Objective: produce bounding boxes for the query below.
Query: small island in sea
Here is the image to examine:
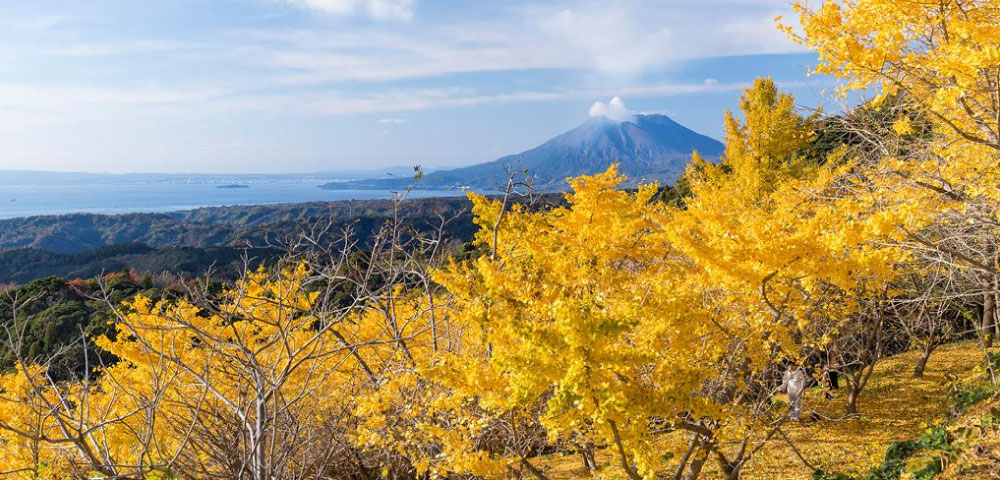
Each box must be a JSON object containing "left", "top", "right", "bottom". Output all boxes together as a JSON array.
[{"left": 217, "top": 184, "right": 250, "bottom": 189}]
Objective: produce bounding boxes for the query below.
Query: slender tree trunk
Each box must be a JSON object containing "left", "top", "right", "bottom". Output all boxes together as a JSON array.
[
  {"left": 845, "top": 316, "right": 883, "bottom": 415},
  {"left": 714, "top": 450, "right": 743, "bottom": 480},
  {"left": 682, "top": 441, "right": 710, "bottom": 480},
  {"left": 993, "top": 263, "right": 1000, "bottom": 340},
  {"left": 846, "top": 384, "right": 860, "bottom": 415},
  {"left": 672, "top": 435, "right": 699, "bottom": 480},
  {"left": 995, "top": 307, "right": 1000, "bottom": 338},
  {"left": 847, "top": 361, "right": 876, "bottom": 415},
  {"left": 579, "top": 443, "right": 597, "bottom": 471},
  {"left": 608, "top": 420, "right": 643, "bottom": 480},
  {"left": 993, "top": 274, "right": 1000, "bottom": 339},
  {"left": 520, "top": 458, "right": 552, "bottom": 480},
  {"left": 913, "top": 345, "right": 934, "bottom": 378},
  {"left": 982, "top": 291, "right": 995, "bottom": 349},
  {"left": 717, "top": 462, "right": 739, "bottom": 480}
]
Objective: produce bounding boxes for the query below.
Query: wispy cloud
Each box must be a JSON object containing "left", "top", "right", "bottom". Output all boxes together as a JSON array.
[
  {"left": 0, "top": 14, "right": 69, "bottom": 31},
  {"left": 0, "top": 79, "right": 753, "bottom": 129},
  {"left": 0, "top": 84, "right": 223, "bottom": 127},
  {"left": 235, "top": 2, "right": 805, "bottom": 87},
  {"left": 0, "top": 0, "right": 825, "bottom": 172},
  {"left": 0, "top": 1, "right": 807, "bottom": 94},
  {"left": 281, "top": 0, "right": 415, "bottom": 19},
  {"left": 538, "top": 7, "right": 674, "bottom": 76},
  {"left": 303, "top": 81, "right": 750, "bottom": 115}
]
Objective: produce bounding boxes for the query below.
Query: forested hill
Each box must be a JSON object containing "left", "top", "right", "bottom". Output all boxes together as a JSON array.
[
  {"left": 0, "top": 197, "right": 477, "bottom": 284},
  {"left": 0, "top": 194, "right": 581, "bottom": 284},
  {"left": 0, "top": 244, "right": 285, "bottom": 284},
  {"left": 0, "top": 196, "right": 480, "bottom": 255}
]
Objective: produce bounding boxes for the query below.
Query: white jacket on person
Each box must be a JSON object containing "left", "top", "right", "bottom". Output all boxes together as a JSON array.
[{"left": 782, "top": 367, "right": 807, "bottom": 397}]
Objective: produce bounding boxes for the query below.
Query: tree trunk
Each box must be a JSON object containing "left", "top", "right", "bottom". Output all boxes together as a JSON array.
[
  {"left": 715, "top": 455, "right": 742, "bottom": 480},
  {"left": 672, "top": 436, "right": 698, "bottom": 480},
  {"left": 913, "top": 345, "right": 934, "bottom": 378},
  {"left": 982, "top": 291, "right": 995, "bottom": 349},
  {"left": 682, "top": 442, "right": 710, "bottom": 480},
  {"left": 608, "top": 420, "right": 643, "bottom": 480},
  {"left": 988, "top": 268, "right": 1000, "bottom": 338},
  {"left": 846, "top": 387, "right": 859, "bottom": 415},
  {"left": 993, "top": 270, "right": 1000, "bottom": 339},
  {"left": 995, "top": 308, "right": 1000, "bottom": 338},
  {"left": 579, "top": 443, "right": 597, "bottom": 471}
]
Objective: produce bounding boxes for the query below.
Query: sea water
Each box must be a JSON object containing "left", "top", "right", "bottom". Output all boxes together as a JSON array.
[{"left": 0, "top": 180, "right": 461, "bottom": 219}]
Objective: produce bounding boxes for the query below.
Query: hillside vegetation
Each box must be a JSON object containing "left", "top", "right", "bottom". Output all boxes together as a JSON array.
[
  {"left": 0, "top": 197, "right": 482, "bottom": 283},
  {"left": 2, "top": 2, "right": 1000, "bottom": 480},
  {"left": 0, "top": 196, "right": 480, "bottom": 254},
  {"left": 0, "top": 244, "right": 284, "bottom": 284}
]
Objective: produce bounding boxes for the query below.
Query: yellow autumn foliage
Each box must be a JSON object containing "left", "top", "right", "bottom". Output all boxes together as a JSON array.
[{"left": 2, "top": 3, "right": 1000, "bottom": 478}]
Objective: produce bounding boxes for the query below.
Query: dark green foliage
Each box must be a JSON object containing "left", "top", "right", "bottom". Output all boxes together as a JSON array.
[
  {"left": 870, "top": 440, "right": 919, "bottom": 480},
  {"left": 916, "top": 427, "right": 955, "bottom": 453},
  {"left": 651, "top": 175, "right": 692, "bottom": 208},
  {"left": 0, "top": 244, "right": 284, "bottom": 284},
  {"left": 946, "top": 353, "right": 1000, "bottom": 414},
  {"left": 950, "top": 382, "right": 998, "bottom": 413},
  {"left": 987, "top": 352, "right": 1000, "bottom": 372},
  {"left": 0, "top": 274, "right": 172, "bottom": 379},
  {"left": 799, "top": 95, "right": 934, "bottom": 168}
]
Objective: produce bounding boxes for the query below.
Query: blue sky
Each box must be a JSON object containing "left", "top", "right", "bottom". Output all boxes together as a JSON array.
[{"left": 0, "top": 0, "right": 839, "bottom": 173}]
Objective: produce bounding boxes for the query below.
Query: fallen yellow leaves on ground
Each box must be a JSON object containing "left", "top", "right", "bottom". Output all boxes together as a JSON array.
[
  {"left": 747, "top": 341, "right": 987, "bottom": 480},
  {"left": 536, "top": 340, "right": 990, "bottom": 480}
]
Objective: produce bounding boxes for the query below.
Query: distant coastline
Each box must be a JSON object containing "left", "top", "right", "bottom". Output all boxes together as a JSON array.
[
  {"left": 0, "top": 170, "right": 462, "bottom": 220},
  {"left": 0, "top": 182, "right": 464, "bottom": 220}
]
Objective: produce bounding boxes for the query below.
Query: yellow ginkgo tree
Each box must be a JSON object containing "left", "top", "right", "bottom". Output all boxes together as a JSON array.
[
  {"left": 428, "top": 78, "right": 902, "bottom": 480},
  {"left": 787, "top": 0, "right": 1000, "bottom": 347}
]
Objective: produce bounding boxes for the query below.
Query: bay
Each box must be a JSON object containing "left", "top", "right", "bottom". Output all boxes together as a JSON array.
[{"left": 0, "top": 179, "right": 461, "bottom": 220}]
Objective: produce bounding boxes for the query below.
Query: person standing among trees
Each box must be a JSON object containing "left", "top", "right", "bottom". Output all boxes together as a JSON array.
[{"left": 781, "top": 363, "right": 808, "bottom": 421}]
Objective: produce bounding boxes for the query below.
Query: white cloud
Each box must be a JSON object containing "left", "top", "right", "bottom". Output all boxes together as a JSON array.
[
  {"left": 302, "top": 80, "right": 756, "bottom": 116},
  {"left": 588, "top": 96, "right": 634, "bottom": 122},
  {"left": 0, "top": 1, "right": 817, "bottom": 129},
  {"left": 242, "top": 2, "right": 804, "bottom": 86},
  {"left": 539, "top": 7, "right": 674, "bottom": 76},
  {"left": 366, "top": 0, "right": 415, "bottom": 19},
  {"left": 0, "top": 15, "right": 68, "bottom": 31},
  {"left": 718, "top": 12, "right": 803, "bottom": 55},
  {"left": 283, "top": 0, "right": 415, "bottom": 19},
  {"left": 2, "top": 79, "right": 748, "bottom": 124}
]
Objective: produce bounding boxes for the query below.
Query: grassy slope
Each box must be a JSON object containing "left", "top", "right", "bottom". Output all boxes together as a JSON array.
[{"left": 537, "top": 341, "right": 994, "bottom": 480}]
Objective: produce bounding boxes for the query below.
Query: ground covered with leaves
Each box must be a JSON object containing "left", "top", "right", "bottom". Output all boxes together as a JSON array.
[{"left": 537, "top": 340, "right": 998, "bottom": 480}]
